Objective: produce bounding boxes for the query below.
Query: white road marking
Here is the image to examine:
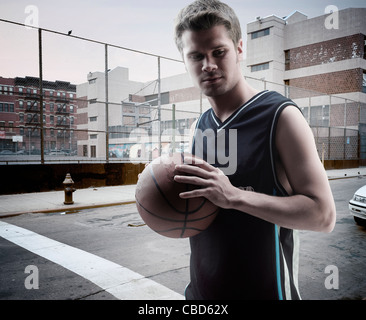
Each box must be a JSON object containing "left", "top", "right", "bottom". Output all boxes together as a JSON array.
[{"left": 0, "top": 221, "right": 184, "bottom": 300}]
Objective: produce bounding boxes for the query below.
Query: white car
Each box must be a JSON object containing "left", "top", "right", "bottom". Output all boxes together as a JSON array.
[{"left": 349, "top": 185, "right": 366, "bottom": 226}]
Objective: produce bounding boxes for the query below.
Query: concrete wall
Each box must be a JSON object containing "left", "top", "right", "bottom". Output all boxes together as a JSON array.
[{"left": 0, "top": 162, "right": 145, "bottom": 195}]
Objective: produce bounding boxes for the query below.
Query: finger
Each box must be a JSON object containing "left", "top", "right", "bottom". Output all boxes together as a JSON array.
[
  {"left": 182, "top": 156, "right": 216, "bottom": 172},
  {"left": 175, "top": 164, "right": 212, "bottom": 179},
  {"left": 174, "top": 174, "right": 208, "bottom": 186},
  {"left": 179, "top": 188, "right": 206, "bottom": 199}
]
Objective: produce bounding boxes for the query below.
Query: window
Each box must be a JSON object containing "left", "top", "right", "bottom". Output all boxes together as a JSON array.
[
  {"left": 19, "top": 100, "right": 24, "bottom": 109},
  {"left": 0, "top": 103, "right": 2, "bottom": 112},
  {"left": 251, "top": 28, "right": 270, "bottom": 39},
  {"left": 83, "top": 145, "right": 88, "bottom": 157},
  {"left": 251, "top": 62, "right": 270, "bottom": 72},
  {"left": 91, "top": 145, "right": 96, "bottom": 158},
  {"left": 363, "top": 70, "right": 366, "bottom": 93},
  {"left": 50, "top": 103, "right": 54, "bottom": 112},
  {"left": 123, "top": 105, "right": 135, "bottom": 113},
  {"left": 70, "top": 105, "right": 74, "bottom": 113},
  {"left": 310, "top": 105, "right": 329, "bottom": 127},
  {"left": 90, "top": 134, "right": 97, "bottom": 140},
  {"left": 285, "top": 50, "right": 290, "bottom": 70},
  {"left": 139, "top": 107, "right": 150, "bottom": 114},
  {"left": 123, "top": 116, "right": 135, "bottom": 125},
  {"left": 19, "top": 113, "right": 24, "bottom": 123},
  {"left": 89, "top": 116, "right": 97, "bottom": 122},
  {"left": 89, "top": 78, "right": 97, "bottom": 84}
]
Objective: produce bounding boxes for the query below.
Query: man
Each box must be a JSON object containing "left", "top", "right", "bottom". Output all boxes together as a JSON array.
[{"left": 173, "top": 0, "right": 336, "bottom": 300}]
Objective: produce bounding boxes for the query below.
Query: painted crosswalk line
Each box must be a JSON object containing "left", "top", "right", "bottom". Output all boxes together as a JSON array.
[{"left": 0, "top": 221, "right": 184, "bottom": 300}]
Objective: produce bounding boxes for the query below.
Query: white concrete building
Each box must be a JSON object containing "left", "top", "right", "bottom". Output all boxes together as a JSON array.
[{"left": 76, "top": 7, "right": 366, "bottom": 161}]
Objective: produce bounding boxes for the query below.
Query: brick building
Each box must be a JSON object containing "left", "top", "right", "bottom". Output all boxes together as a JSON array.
[
  {"left": 244, "top": 8, "right": 366, "bottom": 164},
  {"left": 0, "top": 76, "right": 77, "bottom": 154},
  {"left": 246, "top": 8, "right": 366, "bottom": 107}
]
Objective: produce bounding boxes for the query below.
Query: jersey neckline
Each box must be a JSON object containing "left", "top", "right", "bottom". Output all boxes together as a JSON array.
[{"left": 210, "top": 90, "right": 270, "bottom": 131}]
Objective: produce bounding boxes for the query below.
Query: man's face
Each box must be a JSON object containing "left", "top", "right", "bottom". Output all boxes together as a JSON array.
[{"left": 181, "top": 24, "right": 243, "bottom": 98}]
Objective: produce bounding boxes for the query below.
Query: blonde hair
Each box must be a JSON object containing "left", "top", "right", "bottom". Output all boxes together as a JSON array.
[{"left": 174, "top": 0, "right": 242, "bottom": 54}]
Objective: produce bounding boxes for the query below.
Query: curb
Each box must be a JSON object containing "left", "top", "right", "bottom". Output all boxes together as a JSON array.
[
  {"left": 0, "top": 200, "right": 136, "bottom": 219},
  {"left": 328, "top": 174, "right": 366, "bottom": 181}
]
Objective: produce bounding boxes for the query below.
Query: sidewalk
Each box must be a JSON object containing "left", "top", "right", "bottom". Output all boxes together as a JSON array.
[
  {"left": 0, "top": 185, "right": 137, "bottom": 218},
  {"left": 0, "top": 167, "right": 365, "bottom": 219}
]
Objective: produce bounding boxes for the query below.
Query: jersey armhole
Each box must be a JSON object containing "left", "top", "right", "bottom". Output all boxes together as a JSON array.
[{"left": 269, "top": 103, "right": 302, "bottom": 197}]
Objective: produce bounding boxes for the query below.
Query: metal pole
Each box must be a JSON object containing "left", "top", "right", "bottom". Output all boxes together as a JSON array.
[
  {"left": 38, "top": 28, "right": 44, "bottom": 164},
  {"left": 172, "top": 104, "right": 176, "bottom": 153},
  {"left": 344, "top": 99, "right": 347, "bottom": 128},
  {"left": 158, "top": 57, "right": 162, "bottom": 156},
  {"left": 105, "top": 44, "right": 109, "bottom": 162}
]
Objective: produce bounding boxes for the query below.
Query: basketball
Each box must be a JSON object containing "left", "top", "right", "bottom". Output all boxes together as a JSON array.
[{"left": 135, "top": 152, "right": 219, "bottom": 238}]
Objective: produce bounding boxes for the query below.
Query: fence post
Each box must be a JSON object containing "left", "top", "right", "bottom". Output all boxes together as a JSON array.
[
  {"left": 344, "top": 99, "right": 347, "bottom": 128},
  {"left": 105, "top": 44, "right": 109, "bottom": 163},
  {"left": 38, "top": 28, "right": 44, "bottom": 164},
  {"left": 157, "top": 56, "right": 162, "bottom": 156}
]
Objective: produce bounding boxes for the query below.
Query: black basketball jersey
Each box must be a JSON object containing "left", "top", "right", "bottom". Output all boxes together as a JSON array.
[{"left": 186, "top": 90, "right": 302, "bottom": 300}]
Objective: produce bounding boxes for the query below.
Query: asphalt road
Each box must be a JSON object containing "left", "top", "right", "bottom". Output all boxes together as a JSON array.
[{"left": 0, "top": 177, "right": 365, "bottom": 301}]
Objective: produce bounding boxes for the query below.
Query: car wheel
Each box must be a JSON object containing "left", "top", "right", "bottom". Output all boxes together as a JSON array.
[{"left": 354, "top": 216, "right": 366, "bottom": 226}]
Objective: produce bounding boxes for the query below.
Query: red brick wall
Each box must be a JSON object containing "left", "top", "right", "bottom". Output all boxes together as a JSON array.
[
  {"left": 330, "top": 102, "right": 359, "bottom": 127},
  {"left": 286, "top": 34, "right": 364, "bottom": 70},
  {"left": 169, "top": 87, "right": 201, "bottom": 103},
  {"left": 290, "top": 68, "right": 363, "bottom": 95}
]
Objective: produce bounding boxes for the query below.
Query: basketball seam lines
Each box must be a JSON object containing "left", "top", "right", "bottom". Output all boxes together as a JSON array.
[{"left": 148, "top": 164, "right": 207, "bottom": 215}]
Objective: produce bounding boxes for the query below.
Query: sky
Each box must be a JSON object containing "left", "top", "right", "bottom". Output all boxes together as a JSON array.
[{"left": 0, "top": 0, "right": 365, "bottom": 84}]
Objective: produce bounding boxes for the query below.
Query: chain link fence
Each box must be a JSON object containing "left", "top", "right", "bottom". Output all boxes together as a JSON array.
[
  {"left": 245, "top": 76, "right": 365, "bottom": 162},
  {"left": 0, "top": 18, "right": 365, "bottom": 165}
]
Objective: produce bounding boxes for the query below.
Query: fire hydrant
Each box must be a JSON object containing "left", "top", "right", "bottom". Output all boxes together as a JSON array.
[{"left": 63, "top": 173, "right": 76, "bottom": 205}]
